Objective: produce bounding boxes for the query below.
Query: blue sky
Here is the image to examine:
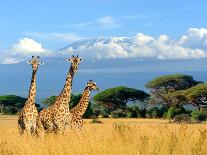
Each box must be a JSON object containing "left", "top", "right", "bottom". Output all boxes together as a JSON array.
[
  {"left": 0, "top": 0, "right": 207, "bottom": 98},
  {"left": 0, "top": 0, "right": 207, "bottom": 63}
]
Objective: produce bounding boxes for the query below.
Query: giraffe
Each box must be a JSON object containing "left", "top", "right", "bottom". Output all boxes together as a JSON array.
[
  {"left": 70, "top": 80, "right": 99, "bottom": 130},
  {"left": 36, "top": 55, "right": 82, "bottom": 134},
  {"left": 18, "top": 56, "right": 43, "bottom": 135}
]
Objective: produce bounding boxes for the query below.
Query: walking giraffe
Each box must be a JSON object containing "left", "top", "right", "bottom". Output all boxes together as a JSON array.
[
  {"left": 18, "top": 56, "right": 43, "bottom": 135},
  {"left": 70, "top": 80, "right": 99, "bottom": 130},
  {"left": 36, "top": 55, "right": 82, "bottom": 134}
]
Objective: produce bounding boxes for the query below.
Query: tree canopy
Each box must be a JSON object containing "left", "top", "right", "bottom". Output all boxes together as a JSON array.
[
  {"left": 145, "top": 74, "right": 200, "bottom": 107},
  {"left": 0, "top": 95, "right": 40, "bottom": 114},
  {"left": 170, "top": 83, "right": 207, "bottom": 110},
  {"left": 93, "top": 86, "right": 149, "bottom": 110}
]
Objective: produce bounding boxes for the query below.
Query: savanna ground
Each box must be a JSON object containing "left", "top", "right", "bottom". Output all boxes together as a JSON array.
[{"left": 0, "top": 115, "right": 207, "bottom": 155}]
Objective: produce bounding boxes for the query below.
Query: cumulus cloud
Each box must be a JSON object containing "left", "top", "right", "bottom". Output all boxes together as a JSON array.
[
  {"left": 13, "top": 38, "right": 46, "bottom": 54},
  {"left": 1, "top": 28, "right": 207, "bottom": 64},
  {"left": 61, "top": 28, "right": 207, "bottom": 60},
  {"left": 178, "top": 28, "right": 207, "bottom": 50},
  {"left": 0, "top": 38, "right": 52, "bottom": 64}
]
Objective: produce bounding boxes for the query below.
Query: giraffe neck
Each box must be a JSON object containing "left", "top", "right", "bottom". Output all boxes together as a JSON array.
[
  {"left": 26, "top": 69, "right": 37, "bottom": 105},
  {"left": 57, "top": 66, "right": 74, "bottom": 105},
  {"left": 71, "top": 87, "right": 91, "bottom": 117}
]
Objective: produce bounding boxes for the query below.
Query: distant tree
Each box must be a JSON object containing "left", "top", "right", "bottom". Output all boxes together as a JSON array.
[
  {"left": 170, "top": 83, "right": 207, "bottom": 110},
  {"left": 145, "top": 74, "right": 200, "bottom": 107},
  {"left": 42, "top": 95, "right": 57, "bottom": 106},
  {"left": 0, "top": 95, "right": 40, "bottom": 114},
  {"left": 93, "top": 86, "right": 149, "bottom": 110},
  {"left": 42, "top": 94, "right": 93, "bottom": 118}
]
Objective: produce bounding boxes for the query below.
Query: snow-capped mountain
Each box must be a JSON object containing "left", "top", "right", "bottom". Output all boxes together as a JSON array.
[
  {"left": 58, "top": 35, "right": 207, "bottom": 60},
  {"left": 59, "top": 37, "right": 134, "bottom": 51}
]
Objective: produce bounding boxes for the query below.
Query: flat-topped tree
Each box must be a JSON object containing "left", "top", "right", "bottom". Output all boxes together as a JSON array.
[
  {"left": 94, "top": 86, "right": 149, "bottom": 110},
  {"left": 170, "top": 83, "right": 207, "bottom": 110},
  {"left": 145, "top": 74, "right": 200, "bottom": 108}
]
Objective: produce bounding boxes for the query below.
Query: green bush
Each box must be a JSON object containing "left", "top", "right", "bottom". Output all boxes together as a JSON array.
[
  {"left": 171, "top": 114, "right": 191, "bottom": 123},
  {"left": 146, "top": 107, "right": 162, "bottom": 118},
  {"left": 126, "top": 111, "right": 136, "bottom": 118},
  {"left": 111, "top": 109, "right": 126, "bottom": 118},
  {"left": 165, "top": 106, "right": 186, "bottom": 119},
  {"left": 126, "top": 106, "right": 140, "bottom": 118},
  {"left": 191, "top": 110, "right": 207, "bottom": 121}
]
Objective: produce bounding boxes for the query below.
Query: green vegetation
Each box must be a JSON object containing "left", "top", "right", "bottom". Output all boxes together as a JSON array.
[
  {"left": 145, "top": 74, "right": 200, "bottom": 107},
  {"left": 1, "top": 74, "right": 207, "bottom": 122},
  {"left": 0, "top": 95, "right": 40, "bottom": 114},
  {"left": 170, "top": 83, "right": 207, "bottom": 110},
  {"left": 94, "top": 86, "right": 149, "bottom": 109}
]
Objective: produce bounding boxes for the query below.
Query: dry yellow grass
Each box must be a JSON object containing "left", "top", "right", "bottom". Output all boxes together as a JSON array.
[{"left": 0, "top": 115, "right": 207, "bottom": 155}]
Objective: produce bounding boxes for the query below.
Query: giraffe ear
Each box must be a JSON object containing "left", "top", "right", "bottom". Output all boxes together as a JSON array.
[
  {"left": 66, "top": 58, "right": 71, "bottom": 62},
  {"left": 79, "top": 58, "right": 82, "bottom": 62},
  {"left": 39, "top": 62, "right": 44, "bottom": 65},
  {"left": 27, "top": 60, "right": 31, "bottom": 64}
]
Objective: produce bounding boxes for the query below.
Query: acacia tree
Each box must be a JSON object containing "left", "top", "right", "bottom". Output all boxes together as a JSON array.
[
  {"left": 0, "top": 95, "right": 40, "bottom": 114},
  {"left": 170, "top": 83, "right": 207, "bottom": 110},
  {"left": 145, "top": 74, "right": 200, "bottom": 107},
  {"left": 93, "top": 86, "right": 149, "bottom": 110}
]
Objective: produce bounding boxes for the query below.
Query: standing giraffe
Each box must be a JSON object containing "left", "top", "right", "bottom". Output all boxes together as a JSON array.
[
  {"left": 70, "top": 80, "right": 99, "bottom": 130},
  {"left": 36, "top": 55, "right": 82, "bottom": 134},
  {"left": 18, "top": 56, "right": 43, "bottom": 135}
]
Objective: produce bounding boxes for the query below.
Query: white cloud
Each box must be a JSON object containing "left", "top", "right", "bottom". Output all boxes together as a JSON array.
[
  {"left": 13, "top": 38, "right": 46, "bottom": 54},
  {"left": 133, "top": 33, "right": 154, "bottom": 45},
  {"left": 25, "top": 32, "right": 83, "bottom": 42},
  {"left": 2, "top": 57, "right": 19, "bottom": 64},
  {"left": 97, "top": 16, "right": 121, "bottom": 29},
  {"left": 1, "top": 28, "right": 207, "bottom": 64},
  {"left": 61, "top": 28, "right": 207, "bottom": 60},
  {"left": 178, "top": 28, "right": 207, "bottom": 50},
  {"left": 0, "top": 38, "right": 52, "bottom": 64},
  {"left": 67, "top": 15, "right": 121, "bottom": 30}
]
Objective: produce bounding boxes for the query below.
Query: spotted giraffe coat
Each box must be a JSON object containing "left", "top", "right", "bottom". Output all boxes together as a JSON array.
[{"left": 18, "top": 69, "right": 38, "bottom": 135}]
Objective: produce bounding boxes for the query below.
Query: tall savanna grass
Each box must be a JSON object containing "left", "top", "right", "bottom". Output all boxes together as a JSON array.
[{"left": 0, "top": 116, "right": 207, "bottom": 155}]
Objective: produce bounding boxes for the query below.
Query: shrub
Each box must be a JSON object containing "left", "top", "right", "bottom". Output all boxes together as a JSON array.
[
  {"left": 126, "top": 106, "right": 140, "bottom": 118},
  {"left": 191, "top": 110, "right": 207, "bottom": 121},
  {"left": 171, "top": 114, "right": 191, "bottom": 123},
  {"left": 126, "top": 111, "right": 136, "bottom": 118},
  {"left": 111, "top": 109, "right": 126, "bottom": 118},
  {"left": 90, "top": 115, "right": 102, "bottom": 123},
  {"left": 165, "top": 106, "right": 186, "bottom": 119},
  {"left": 146, "top": 107, "right": 162, "bottom": 118},
  {"left": 98, "top": 114, "right": 109, "bottom": 118}
]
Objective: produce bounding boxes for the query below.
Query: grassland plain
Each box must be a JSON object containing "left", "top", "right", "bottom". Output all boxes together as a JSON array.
[{"left": 0, "top": 115, "right": 207, "bottom": 155}]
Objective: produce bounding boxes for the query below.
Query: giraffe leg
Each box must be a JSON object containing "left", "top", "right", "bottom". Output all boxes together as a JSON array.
[
  {"left": 30, "top": 121, "right": 37, "bottom": 136},
  {"left": 76, "top": 119, "right": 83, "bottom": 130},
  {"left": 36, "top": 118, "right": 45, "bottom": 137},
  {"left": 18, "top": 118, "right": 25, "bottom": 135},
  {"left": 18, "top": 123, "right": 25, "bottom": 135}
]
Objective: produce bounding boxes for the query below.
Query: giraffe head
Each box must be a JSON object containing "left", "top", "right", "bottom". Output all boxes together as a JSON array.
[
  {"left": 66, "top": 55, "right": 82, "bottom": 73},
  {"left": 86, "top": 80, "right": 99, "bottom": 91},
  {"left": 27, "top": 56, "right": 44, "bottom": 71}
]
